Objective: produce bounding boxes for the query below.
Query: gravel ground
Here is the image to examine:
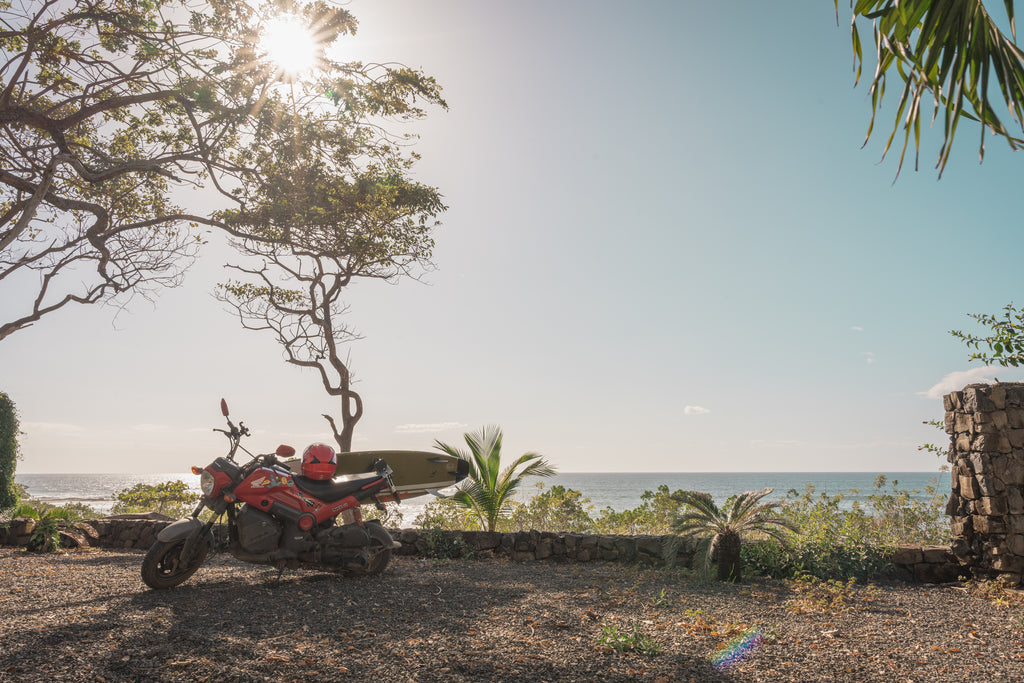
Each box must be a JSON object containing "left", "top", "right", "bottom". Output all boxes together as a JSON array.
[{"left": 2, "top": 547, "right": 1024, "bottom": 682}]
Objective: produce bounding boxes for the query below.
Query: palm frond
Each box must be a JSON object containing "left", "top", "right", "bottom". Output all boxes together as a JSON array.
[
  {"left": 842, "top": 0, "right": 1024, "bottom": 177},
  {"left": 435, "top": 425, "right": 557, "bottom": 531},
  {"left": 673, "top": 490, "right": 721, "bottom": 522},
  {"left": 726, "top": 488, "right": 776, "bottom": 525},
  {"left": 498, "top": 453, "right": 557, "bottom": 489}
]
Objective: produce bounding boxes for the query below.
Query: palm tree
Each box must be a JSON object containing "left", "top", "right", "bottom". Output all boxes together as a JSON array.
[
  {"left": 839, "top": 1, "right": 1024, "bottom": 177},
  {"left": 434, "top": 426, "right": 556, "bottom": 532},
  {"left": 664, "top": 488, "right": 798, "bottom": 583}
]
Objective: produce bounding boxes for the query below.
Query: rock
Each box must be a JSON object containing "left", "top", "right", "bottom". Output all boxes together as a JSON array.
[
  {"left": 976, "top": 497, "right": 1008, "bottom": 516},
  {"left": 460, "top": 531, "right": 501, "bottom": 551},
  {"left": 58, "top": 529, "right": 89, "bottom": 549},
  {"left": 892, "top": 546, "right": 924, "bottom": 565},
  {"left": 106, "top": 512, "right": 176, "bottom": 521}
]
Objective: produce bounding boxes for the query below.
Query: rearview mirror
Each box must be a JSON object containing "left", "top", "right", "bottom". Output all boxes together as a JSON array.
[
  {"left": 275, "top": 444, "right": 296, "bottom": 458},
  {"left": 220, "top": 398, "right": 229, "bottom": 417}
]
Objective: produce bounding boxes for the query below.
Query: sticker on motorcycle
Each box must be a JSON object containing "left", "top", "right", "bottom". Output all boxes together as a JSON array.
[
  {"left": 295, "top": 490, "right": 320, "bottom": 510},
  {"left": 250, "top": 473, "right": 295, "bottom": 489}
]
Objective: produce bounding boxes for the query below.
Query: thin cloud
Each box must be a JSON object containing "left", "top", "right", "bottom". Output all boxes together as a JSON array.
[
  {"left": 131, "top": 423, "right": 172, "bottom": 432},
  {"left": 684, "top": 406, "right": 711, "bottom": 415},
  {"left": 749, "top": 439, "right": 800, "bottom": 448},
  {"left": 21, "top": 421, "right": 86, "bottom": 434},
  {"left": 394, "top": 422, "right": 468, "bottom": 434},
  {"left": 851, "top": 326, "right": 864, "bottom": 332},
  {"left": 861, "top": 351, "right": 876, "bottom": 364},
  {"left": 920, "top": 366, "right": 1001, "bottom": 399}
]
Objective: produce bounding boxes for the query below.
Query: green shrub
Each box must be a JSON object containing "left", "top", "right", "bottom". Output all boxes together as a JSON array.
[
  {"left": 111, "top": 480, "right": 199, "bottom": 518},
  {"left": 418, "top": 528, "right": 474, "bottom": 560},
  {"left": 505, "top": 483, "right": 595, "bottom": 532},
  {"left": 593, "top": 485, "right": 695, "bottom": 535},
  {"left": 414, "top": 496, "right": 481, "bottom": 530},
  {"left": 741, "top": 476, "right": 948, "bottom": 582},
  {"left": 0, "top": 391, "right": 21, "bottom": 510}
]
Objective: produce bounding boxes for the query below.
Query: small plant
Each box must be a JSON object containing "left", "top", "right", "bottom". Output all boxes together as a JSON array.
[
  {"left": 648, "top": 587, "right": 671, "bottom": 608},
  {"left": 15, "top": 503, "right": 81, "bottom": 552},
  {"left": 597, "top": 623, "right": 661, "bottom": 656},
  {"left": 964, "top": 578, "right": 1024, "bottom": 608},
  {"left": 784, "top": 574, "right": 881, "bottom": 614},
  {"left": 663, "top": 488, "right": 799, "bottom": 582}
]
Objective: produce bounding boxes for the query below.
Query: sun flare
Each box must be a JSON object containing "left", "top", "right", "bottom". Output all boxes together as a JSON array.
[{"left": 261, "top": 15, "right": 319, "bottom": 77}]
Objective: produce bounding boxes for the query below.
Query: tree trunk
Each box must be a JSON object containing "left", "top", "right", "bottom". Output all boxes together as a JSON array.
[{"left": 715, "top": 531, "right": 742, "bottom": 582}]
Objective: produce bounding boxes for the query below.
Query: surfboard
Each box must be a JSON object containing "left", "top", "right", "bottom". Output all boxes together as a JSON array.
[{"left": 286, "top": 450, "right": 469, "bottom": 501}]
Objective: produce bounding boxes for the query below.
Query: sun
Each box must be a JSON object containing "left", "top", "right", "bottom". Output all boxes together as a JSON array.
[{"left": 261, "top": 15, "right": 319, "bottom": 78}]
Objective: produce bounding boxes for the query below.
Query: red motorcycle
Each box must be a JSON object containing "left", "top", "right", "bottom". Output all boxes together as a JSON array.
[{"left": 141, "top": 399, "right": 402, "bottom": 589}]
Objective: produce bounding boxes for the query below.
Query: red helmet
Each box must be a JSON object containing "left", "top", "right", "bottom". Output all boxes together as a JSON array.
[{"left": 301, "top": 443, "right": 337, "bottom": 481}]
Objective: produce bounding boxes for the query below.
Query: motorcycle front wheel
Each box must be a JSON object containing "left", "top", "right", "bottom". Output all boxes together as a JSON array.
[{"left": 141, "top": 538, "right": 209, "bottom": 589}]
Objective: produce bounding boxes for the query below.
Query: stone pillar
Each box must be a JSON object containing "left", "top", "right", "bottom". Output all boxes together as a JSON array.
[{"left": 944, "top": 383, "right": 1024, "bottom": 584}]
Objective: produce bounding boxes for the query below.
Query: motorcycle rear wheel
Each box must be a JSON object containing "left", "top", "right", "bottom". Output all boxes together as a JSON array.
[
  {"left": 364, "top": 519, "right": 394, "bottom": 575},
  {"left": 141, "top": 538, "right": 208, "bottom": 589}
]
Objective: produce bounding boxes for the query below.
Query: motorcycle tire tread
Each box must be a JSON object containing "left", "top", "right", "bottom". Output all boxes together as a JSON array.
[{"left": 141, "top": 538, "right": 209, "bottom": 590}]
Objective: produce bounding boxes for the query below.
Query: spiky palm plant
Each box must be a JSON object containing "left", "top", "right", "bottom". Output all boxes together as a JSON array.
[
  {"left": 839, "top": 1, "right": 1024, "bottom": 177},
  {"left": 664, "top": 488, "right": 798, "bottom": 583},
  {"left": 434, "top": 426, "right": 556, "bottom": 532}
]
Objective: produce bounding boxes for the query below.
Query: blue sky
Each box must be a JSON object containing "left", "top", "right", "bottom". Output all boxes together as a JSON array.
[{"left": 4, "top": 1, "right": 1024, "bottom": 474}]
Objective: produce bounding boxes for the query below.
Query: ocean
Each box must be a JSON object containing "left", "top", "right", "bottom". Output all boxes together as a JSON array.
[{"left": 14, "top": 470, "right": 948, "bottom": 523}]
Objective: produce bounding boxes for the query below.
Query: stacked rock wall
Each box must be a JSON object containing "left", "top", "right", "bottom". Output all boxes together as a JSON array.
[
  {"left": 944, "top": 383, "right": 1024, "bottom": 584},
  {"left": 0, "top": 518, "right": 958, "bottom": 581},
  {"left": 0, "top": 518, "right": 692, "bottom": 567}
]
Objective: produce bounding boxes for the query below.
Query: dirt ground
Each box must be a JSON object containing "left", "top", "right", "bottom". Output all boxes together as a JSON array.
[{"left": 2, "top": 547, "right": 1024, "bottom": 682}]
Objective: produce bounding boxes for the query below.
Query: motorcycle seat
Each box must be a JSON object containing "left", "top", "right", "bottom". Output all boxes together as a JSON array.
[{"left": 292, "top": 472, "right": 384, "bottom": 503}]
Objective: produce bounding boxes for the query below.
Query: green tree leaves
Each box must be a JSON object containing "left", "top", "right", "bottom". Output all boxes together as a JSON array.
[
  {"left": 0, "top": 391, "right": 20, "bottom": 509},
  {"left": 0, "top": 0, "right": 445, "bottom": 341},
  {"left": 951, "top": 302, "right": 1024, "bottom": 366}
]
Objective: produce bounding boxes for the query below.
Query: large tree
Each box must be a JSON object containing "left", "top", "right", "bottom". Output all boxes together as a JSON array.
[
  {"left": 0, "top": 0, "right": 444, "bottom": 340},
  {"left": 216, "top": 119, "right": 445, "bottom": 451},
  {"left": 840, "top": 0, "right": 1024, "bottom": 176}
]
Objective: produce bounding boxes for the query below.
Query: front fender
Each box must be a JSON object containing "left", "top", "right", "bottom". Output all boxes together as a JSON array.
[{"left": 157, "top": 518, "right": 205, "bottom": 543}]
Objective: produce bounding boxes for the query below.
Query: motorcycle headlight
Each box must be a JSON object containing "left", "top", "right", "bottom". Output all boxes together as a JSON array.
[{"left": 200, "top": 470, "right": 216, "bottom": 497}]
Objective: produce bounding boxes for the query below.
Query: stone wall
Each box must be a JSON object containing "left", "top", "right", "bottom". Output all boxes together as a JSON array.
[
  {"left": 0, "top": 517, "right": 953, "bottom": 582},
  {"left": 0, "top": 517, "right": 694, "bottom": 567},
  {"left": 0, "top": 515, "right": 172, "bottom": 550},
  {"left": 944, "top": 382, "right": 1024, "bottom": 584},
  {"left": 391, "top": 528, "right": 696, "bottom": 566}
]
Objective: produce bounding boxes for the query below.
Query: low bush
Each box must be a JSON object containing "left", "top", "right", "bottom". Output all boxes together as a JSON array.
[
  {"left": 505, "top": 483, "right": 595, "bottom": 532},
  {"left": 111, "top": 480, "right": 198, "bottom": 518},
  {"left": 418, "top": 528, "right": 475, "bottom": 561},
  {"left": 415, "top": 496, "right": 480, "bottom": 531},
  {"left": 741, "top": 476, "right": 948, "bottom": 582},
  {"left": 592, "top": 485, "right": 695, "bottom": 535}
]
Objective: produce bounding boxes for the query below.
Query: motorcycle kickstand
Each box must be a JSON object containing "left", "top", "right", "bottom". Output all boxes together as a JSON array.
[{"left": 271, "top": 563, "right": 286, "bottom": 587}]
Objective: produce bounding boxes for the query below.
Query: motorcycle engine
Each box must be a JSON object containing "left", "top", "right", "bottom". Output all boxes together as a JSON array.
[{"left": 237, "top": 503, "right": 282, "bottom": 554}]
